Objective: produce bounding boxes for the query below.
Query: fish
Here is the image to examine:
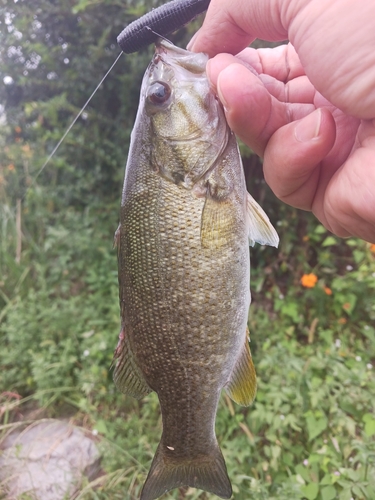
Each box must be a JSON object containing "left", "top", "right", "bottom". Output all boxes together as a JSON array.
[{"left": 112, "top": 39, "right": 279, "bottom": 500}]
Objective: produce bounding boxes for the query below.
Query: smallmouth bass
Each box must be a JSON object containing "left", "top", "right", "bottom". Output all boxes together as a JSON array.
[{"left": 113, "top": 40, "right": 279, "bottom": 500}]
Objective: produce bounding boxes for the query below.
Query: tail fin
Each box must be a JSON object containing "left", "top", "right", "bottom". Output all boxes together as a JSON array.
[{"left": 140, "top": 442, "right": 232, "bottom": 500}]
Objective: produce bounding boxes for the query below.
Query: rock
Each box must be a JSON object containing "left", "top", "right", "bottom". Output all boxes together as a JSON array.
[{"left": 0, "top": 419, "right": 101, "bottom": 500}]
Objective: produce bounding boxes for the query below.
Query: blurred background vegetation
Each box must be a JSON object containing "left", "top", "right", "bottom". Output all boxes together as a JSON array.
[{"left": 1, "top": 1, "right": 375, "bottom": 499}]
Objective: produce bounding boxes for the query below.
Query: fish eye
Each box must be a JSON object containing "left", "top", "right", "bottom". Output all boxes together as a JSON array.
[{"left": 147, "top": 81, "right": 171, "bottom": 105}]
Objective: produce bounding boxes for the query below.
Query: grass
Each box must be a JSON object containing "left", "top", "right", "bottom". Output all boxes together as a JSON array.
[{"left": 1, "top": 181, "right": 375, "bottom": 500}]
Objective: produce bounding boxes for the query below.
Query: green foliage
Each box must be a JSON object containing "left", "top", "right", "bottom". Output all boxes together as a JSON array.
[{"left": 1, "top": 1, "right": 375, "bottom": 500}]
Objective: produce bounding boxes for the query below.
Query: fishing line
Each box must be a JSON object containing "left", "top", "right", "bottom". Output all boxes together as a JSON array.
[
  {"left": 24, "top": 50, "right": 123, "bottom": 198},
  {"left": 145, "top": 26, "right": 172, "bottom": 45}
]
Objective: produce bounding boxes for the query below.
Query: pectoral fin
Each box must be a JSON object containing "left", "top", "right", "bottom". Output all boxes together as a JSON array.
[
  {"left": 200, "top": 195, "right": 235, "bottom": 249},
  {"left": 113, "top": 329, "right": 152, "bottom": 399},
  {"left": 226, "top": 331, "right": 257, "bottom": 406},
  {"left": 247, "top": 192, "right": 279, "bottom": 247}
]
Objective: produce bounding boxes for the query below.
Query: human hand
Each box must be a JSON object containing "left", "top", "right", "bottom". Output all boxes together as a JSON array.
[{"left": 189, "top": 0, "right": 375, "bottom": 242}]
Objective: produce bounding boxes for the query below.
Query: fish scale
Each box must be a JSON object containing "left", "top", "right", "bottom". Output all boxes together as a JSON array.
[{"left": 113, "top": 39, "right": 278, "bottom": 500}]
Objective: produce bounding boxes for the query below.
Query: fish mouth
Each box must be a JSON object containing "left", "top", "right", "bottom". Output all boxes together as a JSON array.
[
  {"left": 155, "top": 38, "right": 188, "bottom": 55},
  {"left": 155, "top": 38, "right": 208, "bottom": 74}
]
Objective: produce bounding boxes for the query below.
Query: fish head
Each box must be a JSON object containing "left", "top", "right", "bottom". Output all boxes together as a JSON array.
[{"left": 141, "top": 39, "right": 229, "bottom": 189}]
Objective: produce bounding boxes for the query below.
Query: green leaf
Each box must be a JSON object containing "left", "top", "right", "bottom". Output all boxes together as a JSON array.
[
  {"left": 306, "top": 415, "right": 328, "bottom": 441},
  {"left": 314, "top": 224, "right": 327, "bottom": 234},
  {"left": 322, "top": 236, "right": 337, "bottom": 247},
  {"left": 295, "top": 464, "right": 310, "bottom": 482},
  {"left": 280, "top": 302, "right": 300, "bottom": 322},
  {"left": 340, "top": 293, "right": 357, "bottom": 315},
  {"left": 345, "top": 238, "right": 358, "bottom": 247},
  {"left": 320, "top": 474, "right": 333, "bottom": 485},
  {"left": 352, "top": 485, "right": 364, "bottom": 497},
  {"left": 353, "top": 250, "right": 364, "bottom": 263},
  {"left": 346, "top": 469, "right": 361, "bottom": 482},
  {"left": 364, "top": 418, "right": 375, "bottom": 437},
  {"left": 339, "top": 488, "right": 353, "bottom": 500},
  {"left": 301, "top": 482, "right": 319, "bottom": 500},
  {"left": 321, "top": 485, "right": 337, "bottom": 500},
  {"left": 362, "top": 413, "right": 375, "bottom": 437},
  {"left": 95, "top": 419, "right": 108, "bottom": 435}
]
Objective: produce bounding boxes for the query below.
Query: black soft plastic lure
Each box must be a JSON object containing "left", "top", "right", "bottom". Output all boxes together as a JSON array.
[{"left": 117, "top": 0, "right": 210, "bottom": 54}]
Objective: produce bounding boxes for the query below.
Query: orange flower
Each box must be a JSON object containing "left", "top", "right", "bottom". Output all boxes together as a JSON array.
[
  {"left": 301, "top": 273, "right": 318, "bottom": 288},
  {"left": 338, "top": 317, "right": 347, "bottom": 325},
  {"left": 7, "top": 164, "right": 15, "bottom": 171},
  {"left": 14, "top": 126, "right": 21, "bottom": 134},
  {"left": 370, "top": 244, "right": 375, "bottom": 254},
  {"left": 302, "top": 235, "right": 310, "bottom": 242},
  {"left": 342, "top": 302, "right": 351, "bottom": 310},
  {"left": 324, "top": 286, "right": 332, "bottom": 295}
]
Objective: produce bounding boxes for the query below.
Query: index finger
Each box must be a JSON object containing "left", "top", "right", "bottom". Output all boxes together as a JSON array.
[
  {"left": 189, "top": 0, "right": 288, "bottom": 56},
  {"left": 235, "top": 44, "right": 305, "bottom": 82}
]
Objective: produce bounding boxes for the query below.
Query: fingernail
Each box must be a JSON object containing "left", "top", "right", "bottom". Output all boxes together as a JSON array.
[
  {"left": 295, "top": 109, "right": 322, "bottom": 142},
  {"left": 186, "top": 29, "right": 200, "bottom": 51}
]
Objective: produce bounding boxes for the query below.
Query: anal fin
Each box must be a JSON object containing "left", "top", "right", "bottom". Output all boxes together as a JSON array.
[
  {"left": 113, "top": 328, "right": 152, "bottom": 399},
  {"left": 226, "top": 330, "right": 257, "bottom": 406}
]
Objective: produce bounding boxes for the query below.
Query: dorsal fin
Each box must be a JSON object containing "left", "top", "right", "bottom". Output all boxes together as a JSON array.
[{"left": 246, "top": 192, "right": 279, "bottom": 247}]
